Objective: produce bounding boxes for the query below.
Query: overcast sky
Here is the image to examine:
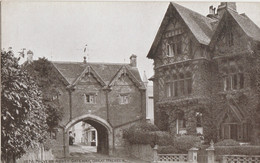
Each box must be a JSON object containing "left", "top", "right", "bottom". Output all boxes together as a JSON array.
[{"left": 2, "top": 1, "right": 260, "bottom": 85}]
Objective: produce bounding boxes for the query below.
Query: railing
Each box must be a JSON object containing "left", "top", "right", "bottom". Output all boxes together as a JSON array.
[
  {"left": 158, "top": 154, "right": 188, "bottom": 162},
  {"left": 222, "top": 155, "right": 260, "bottom": 163}
]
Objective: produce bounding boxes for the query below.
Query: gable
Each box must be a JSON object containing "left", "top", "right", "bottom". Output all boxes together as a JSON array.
[
  {"left": 210, "top": 10, "right": 260, "bottom": 56},
  {"left": 109, "top": 66, "right": 143, "bottom": 89},
  {"left": 72, "top": 65, "right": 106, "bottom": 87},
  {"left": 147, "top": 2, "right": 215, "bottom": 59}
]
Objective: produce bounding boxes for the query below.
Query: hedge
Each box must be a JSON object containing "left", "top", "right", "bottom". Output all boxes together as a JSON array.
[
  {"left": 123, "top": 122, "right": 175, "bottom": 146},
  {"left": 215, "top": 146, "right": 260, "bottom": 156},
  {"left": 158, "top": 135, "right": 202, "bottom": 154},
  {"left": 215, "top": 139, "right": 240, "bottom": 146}
]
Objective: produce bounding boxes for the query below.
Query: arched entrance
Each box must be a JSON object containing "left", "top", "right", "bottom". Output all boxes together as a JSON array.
[{"left": 64, "top": 114, "right": 113, "bottom": 156}]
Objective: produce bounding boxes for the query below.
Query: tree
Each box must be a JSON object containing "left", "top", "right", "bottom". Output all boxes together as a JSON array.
[
  {"left": 24, "top": 57, "right": 63, "bottom": 134},
  {"left": 1, "top": 51, "right": 48, "bottom": 162}
]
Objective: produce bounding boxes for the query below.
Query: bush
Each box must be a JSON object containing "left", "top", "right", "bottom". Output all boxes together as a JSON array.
[
  {"left": 152, "top": 131, "right": 174, "bottom": 146},
  {"left": 123, "top": 122, "right": 160, "bottom": 145},
  {"left": 124, "top": 122, "right": 176, "bottom": 146},
  {"left": 173, "top": 135, "right": 202, "bottom": 153},
  {"left": 215, "top": 139, "right": 240, "bottom": 146},
  {"left": 215, "top": 146, "right": 260, "bottom": 158},
  {"left": 158, "top": 146, "right": 179, "bottom": 154}
]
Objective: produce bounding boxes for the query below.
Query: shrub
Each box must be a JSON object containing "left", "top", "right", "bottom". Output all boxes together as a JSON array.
[
  {"left": 173, "top": 135, "right": 202, "bottom": 153},
  {"left": 151, "top": 131, "right": 174, "bottom": 146},
  {"left": 123, "top": 122, "right": 176, "bottom": 146},
  {"left": 215, "top": 139, "right": 240, "bottom": 146},
  {"left": 158, "top": 146, "right": 179, "bottom": 154},
  {"left": 215, "top": 146, "right": 260, "bottom": 160},
  {"left": 123, "top": 122, "right": 159, "bottom": 145}
]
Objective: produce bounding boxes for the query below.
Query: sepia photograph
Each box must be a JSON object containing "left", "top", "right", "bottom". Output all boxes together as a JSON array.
[{"left": 1, "top": 1, "right": 260, "bottom": 162}]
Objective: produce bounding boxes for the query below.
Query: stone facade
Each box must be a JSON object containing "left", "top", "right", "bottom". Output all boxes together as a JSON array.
[
  {"left": 147, "top": 2, "right": 260, "bottom": 143},
  {"left": 49, "top": 55, "right": 146, "bottom": 157}
]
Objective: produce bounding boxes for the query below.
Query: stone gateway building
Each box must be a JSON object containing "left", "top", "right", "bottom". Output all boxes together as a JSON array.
[
  {"left": 50, "top": 55, "right": 146, "bottom": 157},
  {"left": 147, "top": 2, "right": 260, "bottom": 143}
]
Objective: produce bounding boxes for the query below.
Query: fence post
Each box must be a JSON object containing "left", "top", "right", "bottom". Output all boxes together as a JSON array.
[
  {"left": 153, "top": 145, "right": 158, "bottom": 163},
  {"left": 206, "top": 140, "right": 215, "bottom": 163},
  {"left": 188, "top": 147, "right": 199, "bottom": 163}
]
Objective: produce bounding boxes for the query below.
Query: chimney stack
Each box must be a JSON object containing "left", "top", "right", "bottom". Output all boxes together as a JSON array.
[
  {"left": 83, "top": 56, "right": 87, "bottom": 63},
  {"left": 130, "top": 54, "right": 137, "bottom": 67},
  {"left": 217, "top": 2, "right": 237, "bottom": 18},
  {"left": 207, "top": 5, "right": 217, "bottom": 19},
  {"left": 27, "top": 50, "right": 33, "bottom": 63}
]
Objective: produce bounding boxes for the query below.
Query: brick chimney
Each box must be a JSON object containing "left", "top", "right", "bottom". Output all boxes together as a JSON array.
[
  {"left": 130, "top": 54, "right": 137, "bottom": 67},
  {"left": 217, "top": 2, "right": 237, "bottom": 18}
]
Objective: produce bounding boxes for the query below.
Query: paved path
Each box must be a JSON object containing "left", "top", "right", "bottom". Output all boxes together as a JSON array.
[{"left": 64, "top": 143, "right": 148, "bottom": 163}]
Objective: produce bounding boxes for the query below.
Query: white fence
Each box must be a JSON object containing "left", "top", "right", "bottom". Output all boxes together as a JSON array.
[
  {"left": 158, "top": 154, "right": 188, "bottom": 162},
  {"left": 222, "top": 155, "right": 260, "bottom": 163}
]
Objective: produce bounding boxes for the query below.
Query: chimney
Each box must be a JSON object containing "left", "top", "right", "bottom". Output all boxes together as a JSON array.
[
  {"left": 130, "top": 54, "right": 137, "bottom": 67},
  {"left": 207, "top": 5, "right": 217, "bottom": 19},
  {"left": 83, "top": 56, "right": 87, "bottom": 63},
  {"left": 143, "top": 71, "right": 148, "bottom": 88},
  {"left": 217, "top": 2, "right": 237, "bottom": 18},
  {"left": 27, "top": 50, "right": 33, "bottom": 63}
]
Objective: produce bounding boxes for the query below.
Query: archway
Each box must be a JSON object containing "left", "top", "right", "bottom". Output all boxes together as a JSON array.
[{"left": 64, "top": 114, "right": 113, "bottom": 156}]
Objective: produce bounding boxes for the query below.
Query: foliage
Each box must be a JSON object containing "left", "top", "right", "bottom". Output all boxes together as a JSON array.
[
  {"left": 124, "top": 122, "right": 175, "bottom": 146},
  {"left": 215, "top": 139, "right": 240, "bottom": 146},
  {"left": 158, "top": 146, "right": 179, "bottom": 154},
  {"left": 215, "top": 146, "right": 260, "bottom": 158},
  {"left": 151, "top": 131, "right": 174, "bottom": 146},
  {"left": 24, "top": 57, "right": 63, "bottom": 132},
  {"left": 1, "top": 51, "right": 48, "bottom": 160},
  {"left": 173, "top": 135, "right": 202, "bottom": 153}
]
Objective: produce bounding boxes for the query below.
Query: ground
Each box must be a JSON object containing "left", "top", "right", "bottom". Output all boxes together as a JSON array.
[{"left": 57, "top": 143, "right": 149, "bottom": 163}]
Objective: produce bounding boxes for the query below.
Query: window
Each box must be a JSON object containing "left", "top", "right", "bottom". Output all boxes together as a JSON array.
[
  {"left": 185, "top": 72, "right": 192, "bottom": 95},
  {"left": 166, "top": 35, "right": 182, "bottom": 57},
  {"left": 179, "top": 119, "right": 186, "bottom": 128},
  {"left": 196, "top": 112, "right": 203, "bottom": 127},
  {"left": 172, "top": 74, "right": 178, "bottom": 97},
  {"left": 223, "top": 66, "right": 244, "bottom": 91},
  {"left": 164, "top": 72, "right": 192, "bottom": 98},
  {"left": 120, "top": 94, "right": 129, "bottom": 104},
  {"left": 167, "top": 43, "right": 174, "bottom": 57},
  {"left": 85, "top": 94, "right": 96, "bottom": 104},
  {"left": 179, "top": 73, "right": 185, "bottom": 96}
]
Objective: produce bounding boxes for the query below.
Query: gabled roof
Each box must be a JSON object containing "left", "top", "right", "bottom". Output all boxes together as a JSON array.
[
  {"left": 228, "top": 10, "right": 260, "bottom": 42},
  {"left": 209, "top": 9, "right": 260, "bottom": 48},
  {"left": 108, "top": 65, "right": 144, "bottom": 88},
  {"left": 147, "top": 2, "right": 217, "bottom": 59},
  {"left": 52, "top": 61, "right": 143, "bottom": 88}
]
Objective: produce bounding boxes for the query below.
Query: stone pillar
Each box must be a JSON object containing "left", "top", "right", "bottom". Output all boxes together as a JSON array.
[
  {"left": 188, "top": 147, "right": 199, "bottom": 163},
  {"left": 206, "top": 140, "right": 215, "bottom": 163},
  {"left": 153, "top": 145, "right": 158, "bottom": 163}
]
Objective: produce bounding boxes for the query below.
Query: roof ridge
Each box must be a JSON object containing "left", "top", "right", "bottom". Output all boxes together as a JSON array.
[
  {"left": 171, "top": 2, "right": 216, "bottom": 23},
  {"left": 52, "top": 61, "right": 129, "bottom": 65}
]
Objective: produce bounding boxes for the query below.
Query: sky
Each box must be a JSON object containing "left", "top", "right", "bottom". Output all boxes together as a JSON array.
[{"left": 2, "top": 1, "right": 260, "bottom": 85}]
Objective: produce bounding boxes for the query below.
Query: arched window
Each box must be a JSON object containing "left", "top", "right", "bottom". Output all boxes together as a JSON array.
[
  {"left": 179, "top": 73, "right": 185, "bottom": 96},
  {"left": 185, "top": 72, "right": 192, "bottom": 95}
]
